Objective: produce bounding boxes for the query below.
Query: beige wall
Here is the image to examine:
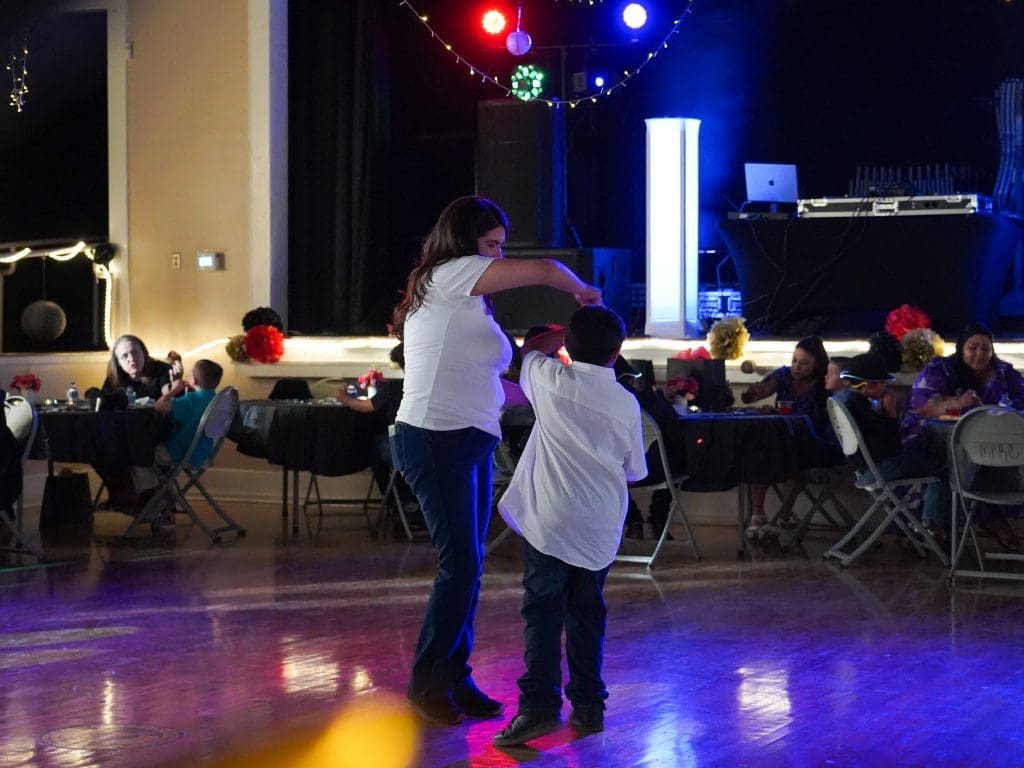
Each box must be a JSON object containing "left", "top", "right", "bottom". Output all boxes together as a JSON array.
[{"left": 125, "top": 0, "right": 251, "bottom": 380}]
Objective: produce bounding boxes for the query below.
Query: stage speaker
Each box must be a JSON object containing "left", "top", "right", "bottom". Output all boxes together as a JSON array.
[
  {"left": 490, "top": 248, "right": 633, "bottom": 333},
  {"left": 476, "top": 99, "right": 565, "bottom": 248}
]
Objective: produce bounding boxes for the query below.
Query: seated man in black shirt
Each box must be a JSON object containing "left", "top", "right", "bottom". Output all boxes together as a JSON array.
[
  {"left": 833, "top": 352, "right": 948, "bottom": 539},
  {"left": 615, "top": 357, "right": 687, "bottom": 538}
]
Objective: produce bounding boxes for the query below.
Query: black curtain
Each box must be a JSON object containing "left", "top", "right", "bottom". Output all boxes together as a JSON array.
[{"left": 288, "top": 0, "right": 392, "bottom": 335}]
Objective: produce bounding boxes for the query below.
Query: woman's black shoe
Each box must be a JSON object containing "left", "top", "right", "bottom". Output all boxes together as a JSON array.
[{"left": 452, "top": 679, "right": 503, "bottom": 719}]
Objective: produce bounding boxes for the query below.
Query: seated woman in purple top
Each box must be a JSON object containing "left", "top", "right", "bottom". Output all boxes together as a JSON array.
[{"left": 900, "top": 322, "right": 1024, "bottom": 549}]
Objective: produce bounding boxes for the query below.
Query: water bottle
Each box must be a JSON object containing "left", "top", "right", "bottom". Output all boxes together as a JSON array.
[
  {"left": 66, "top": 381, "right": 79, "bottom": 406},
  {"left": 125, "top": 386, "right": 137, "bottom": 407}
]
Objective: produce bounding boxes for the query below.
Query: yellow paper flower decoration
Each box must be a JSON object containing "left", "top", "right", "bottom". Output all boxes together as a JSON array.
[
  {"left": 901, "top": 328, "right": 944, "bottom": 370},
  {"left": 707, "top": 316, "right": 750, "bottom": 361},
  {"left": 226, "top": 333, "right": 249, "bottom": 363}
]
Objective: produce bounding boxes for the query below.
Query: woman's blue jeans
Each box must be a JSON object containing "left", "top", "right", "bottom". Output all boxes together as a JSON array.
[{"left": 391, "top": 421, "right": 498, "bottom": 701}]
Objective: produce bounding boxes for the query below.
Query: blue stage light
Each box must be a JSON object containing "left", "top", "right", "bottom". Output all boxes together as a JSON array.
[{"left": 623, "top": 3, "right": 648, "bottom": 30}]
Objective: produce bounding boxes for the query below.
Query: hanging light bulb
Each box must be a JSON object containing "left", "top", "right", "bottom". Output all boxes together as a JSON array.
[{"left": 506, "top": 4, "right": 532, "bottom": 56}]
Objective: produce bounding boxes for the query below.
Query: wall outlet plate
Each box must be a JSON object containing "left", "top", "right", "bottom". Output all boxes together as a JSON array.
[{"left": 196, "top": 250, "right": 225, "bottom": 271}]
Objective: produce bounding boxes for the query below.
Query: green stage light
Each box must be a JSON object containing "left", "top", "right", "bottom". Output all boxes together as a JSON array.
[{"left": 510, "top": 64, "right": 544, "bottom": 101}]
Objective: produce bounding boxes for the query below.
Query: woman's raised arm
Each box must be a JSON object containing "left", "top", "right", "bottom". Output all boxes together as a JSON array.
[{"left": 472, "top": 258, "right": 601, "bottom": 306}]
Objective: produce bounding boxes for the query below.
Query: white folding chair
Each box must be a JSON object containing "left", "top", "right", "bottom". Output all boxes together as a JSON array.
[
  {"left": 948, "top": 406, "right": 1024, "bottom": 583},
  {"left": 2, "top": 396, "right": 45, "bottom": 559},
  {"left": 125, "top": 387, "right": 246, "bottom": 542},
  {"left": 616, "top": 410, "right": 699, "bottom": 571},
  {"left": 824, "top": 397, "right": 948, "bottom": 567}
]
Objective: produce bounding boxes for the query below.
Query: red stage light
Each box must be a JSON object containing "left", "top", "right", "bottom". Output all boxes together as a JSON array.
[{"left": 482, "top": 9, "right": 507, "bottom": 35}]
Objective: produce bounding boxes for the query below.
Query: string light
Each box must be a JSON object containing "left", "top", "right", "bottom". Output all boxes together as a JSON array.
[
  {"left": 6, "top": 37, "right": 28, "bottom": 113},
  {"left": 397, "top": 0, "right": 696, "bottom": 108}
]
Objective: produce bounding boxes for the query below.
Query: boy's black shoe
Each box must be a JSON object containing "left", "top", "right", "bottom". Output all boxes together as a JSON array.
[
  {"left": 407, "top": 694, "right": 465, "bottom": 726},
  {"left": 492, "top": 712, "right": 562, "bottom": 746},
  {"left": 568, "top": 705, "right": 604, "bottom": 733},
  {"left": 453, "top": 679, "right": 504, "bottom": 719}
]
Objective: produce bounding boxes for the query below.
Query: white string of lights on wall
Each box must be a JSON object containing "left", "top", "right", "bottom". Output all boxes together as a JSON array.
[
  {"left": 6, "top": 38, "right": 28, "bottom": 113},
  {"left": 397, "top": 0, "right": 696, "bottom": 108}
]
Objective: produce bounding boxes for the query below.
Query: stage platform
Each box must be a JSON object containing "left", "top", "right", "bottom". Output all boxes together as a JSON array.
[{"left": 237, "top": 335, "right": 1024, "bottom": 390}]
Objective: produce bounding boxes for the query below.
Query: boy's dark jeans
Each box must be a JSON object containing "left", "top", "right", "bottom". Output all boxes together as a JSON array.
[{"left": 517, "top": 540, "right": 610, "bottom": 715}]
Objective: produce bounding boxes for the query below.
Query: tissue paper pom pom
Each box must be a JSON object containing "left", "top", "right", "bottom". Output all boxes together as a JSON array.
[
  {"left": 885, "top": 304, "right": 931, "bottom": 341},
  {"left": 225, "top": 334, "right": 249, "bottom": 362},
  {"left": 673, "top": 346, "right": 711, "bottom": 360},
  {"left": 707, "top": 317, "right": 750, "bottom": 361},
  {"left": 245, "top": 325, "right": 285, "bottom": 364},
  {"left": 242, "top": 306, "right": 284, "bottom": 332},
  {"left": 901, "top": 328, "right": 944, "bottom": 370}
]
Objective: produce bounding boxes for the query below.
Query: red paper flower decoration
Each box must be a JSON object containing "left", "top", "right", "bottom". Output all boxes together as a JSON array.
[
  {"left": 885, "top": 304, "right": 931, "bottom": 341},
  {"left": 9, "top": 373, "right": 41, "bottom": 392},
  {"left": 244, "top": 324, "right": 285, "bottom": 364},
  {"left": 666, "top": 375, "right": 700, "bottom": 401},
  {"left": 672, "top": 346, "right": 711, "bottom": 360},
  {"left": 358, "top": 368, "right": 384, "bottom": 389}
]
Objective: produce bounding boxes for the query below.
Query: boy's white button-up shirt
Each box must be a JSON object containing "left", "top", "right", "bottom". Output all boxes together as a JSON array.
[{"left": 499, "top": 351, "right": 648, "bottom": 570}]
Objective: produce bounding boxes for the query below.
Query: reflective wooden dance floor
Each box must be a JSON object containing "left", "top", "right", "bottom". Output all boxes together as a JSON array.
[{"left": 2, "top": 503, "right": 1023, "bottom": 767}]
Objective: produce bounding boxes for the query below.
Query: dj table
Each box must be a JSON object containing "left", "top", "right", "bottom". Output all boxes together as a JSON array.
[{"left": 719, "top": 205, "right": 1022, "bottom": 336}]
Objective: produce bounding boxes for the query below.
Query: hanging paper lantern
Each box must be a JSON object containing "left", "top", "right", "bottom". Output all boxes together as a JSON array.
[{"left": 20, "top": 300, "right": 67, "bottom": 342}]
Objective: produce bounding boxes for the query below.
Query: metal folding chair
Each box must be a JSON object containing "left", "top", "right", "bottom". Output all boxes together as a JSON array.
[
  {"left": 948, "top": 405, "right": 1024, "bottom": 583},
  {"left": 616, "top": 410, "right": 699, "bottom": 570},
  {"left": 2, "top": 395, "right": 45, "bottom": 559},
  {"left": 484, "top": 437, "right": 519, "bottom": 554},
  {"left": 125, "top": 387, "right": 246, "bottom": 542},
  {"left": 763, "top": 466, "right": 855, "bottom": 550},
  {"left": 824, "top": 397, "right": 948, "bottom": 567}
]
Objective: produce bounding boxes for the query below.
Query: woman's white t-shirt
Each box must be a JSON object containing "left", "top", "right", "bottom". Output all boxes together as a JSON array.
[{"left": 396, "top": 255, "right": 513, "bottom": 438}]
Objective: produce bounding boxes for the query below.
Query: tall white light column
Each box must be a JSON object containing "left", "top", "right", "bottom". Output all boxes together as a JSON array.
[{"left": 645, "top": 117, "right": 701, "bottom": 338}]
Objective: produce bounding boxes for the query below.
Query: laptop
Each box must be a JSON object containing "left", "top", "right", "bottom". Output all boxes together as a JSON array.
[{"left": 744, "top": 163, "right": 799, "bottom": 204}]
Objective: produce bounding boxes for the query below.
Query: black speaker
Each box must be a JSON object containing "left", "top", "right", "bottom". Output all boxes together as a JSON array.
[
  {"left": 476, "top": 100, "right": 565, "bottom": 248},
  {"left": 490, "top": 248, "right": 633, "bottom": 333}
]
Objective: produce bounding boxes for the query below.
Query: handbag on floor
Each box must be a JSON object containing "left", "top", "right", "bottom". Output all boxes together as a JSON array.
[{"left": 39, "top": 469, "right": 94, "bottom": 528}]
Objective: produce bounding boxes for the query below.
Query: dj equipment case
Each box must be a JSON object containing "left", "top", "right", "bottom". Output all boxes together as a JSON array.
[{"left": 796, "top": 193, "right": 994, "bottom": 218}]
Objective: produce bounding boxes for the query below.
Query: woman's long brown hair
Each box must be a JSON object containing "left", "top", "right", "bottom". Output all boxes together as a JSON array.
[{"left": 391, "top": 196, "right": 509, "bottom": 339}]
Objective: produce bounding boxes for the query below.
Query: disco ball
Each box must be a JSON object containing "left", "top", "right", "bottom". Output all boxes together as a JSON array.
[{"left": 506, "top": 29, "right": 532, "bottom": 56}]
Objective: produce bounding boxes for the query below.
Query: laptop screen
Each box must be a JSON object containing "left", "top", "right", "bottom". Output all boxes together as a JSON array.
[{"left": 744, "top": 163, "right": 799, "bottom": 203}]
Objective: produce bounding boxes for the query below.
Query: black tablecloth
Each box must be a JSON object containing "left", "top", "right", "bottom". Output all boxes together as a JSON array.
[
  {"left": 677, "top": 411, "right": 815, "bottom": 492},
  {"left": 32, "top": 407, "right": 168, "bottom": 472},
  {"left": 229, "top": 400, "right": 378, "bottom": 476},
  {"left": 719, "top": 213, "right": 1020, "bottom": 335}
]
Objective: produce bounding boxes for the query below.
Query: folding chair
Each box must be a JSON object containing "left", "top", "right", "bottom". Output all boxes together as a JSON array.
[
  {"left": 124, "top": 386, "right": 246, "bottom": 542},
  {"left": 824, "top": 397, "right": 948, "bottom": 567},
  {"left": 484, "top": 437, "right": 519, "bottom": 554},
  {"left": 948, "top": 406, "right": 1024, "bottom": 583},
  {"left": 2, "top": 395, "right": 45, "bottom": 560},
  {"left": 616, "top": 410, "right": 699, "bottom": 570},
  {"left": 763, "top": 466, "right": 855, "bottom": 550}
]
